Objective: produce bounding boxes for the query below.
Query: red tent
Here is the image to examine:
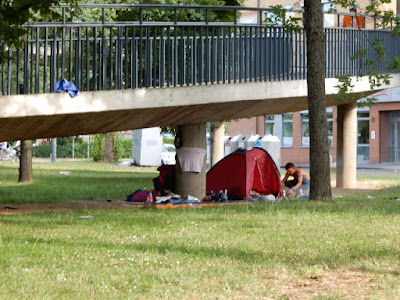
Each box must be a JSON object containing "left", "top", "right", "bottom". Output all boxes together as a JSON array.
[{"left": 206, "top": 148, "right": 283, "bottom": 199}]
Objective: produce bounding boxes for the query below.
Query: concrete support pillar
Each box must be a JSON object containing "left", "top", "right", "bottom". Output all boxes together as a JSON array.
[
  {"left": 336, "top": 103, "right": 357, "bottom": 188},
  {"left": 210, "top": 122, "right": 225, "bottom": 166},
  {"left": 175, "top": 123, "right": 207, "bottom": 200}
]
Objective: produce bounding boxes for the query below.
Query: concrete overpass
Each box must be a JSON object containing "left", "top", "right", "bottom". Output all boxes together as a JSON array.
[{"left": 1, "top": 76, "right": 400, "bottom": 141}]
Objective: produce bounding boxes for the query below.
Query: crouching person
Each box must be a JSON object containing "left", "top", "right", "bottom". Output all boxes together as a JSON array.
[{"left": 281, "top": 162, "right": 310, "bottom": 197}]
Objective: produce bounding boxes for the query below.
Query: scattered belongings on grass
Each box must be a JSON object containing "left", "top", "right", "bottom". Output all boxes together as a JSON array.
[
  {"left": 4, "top": 206, "right": 17, "bottom": 210},
  {"left": 59, "top": 171, "right": 71, "bottom": 176},
  {"left": 78, "top": 215, "right": 94, "bottom": 219}
]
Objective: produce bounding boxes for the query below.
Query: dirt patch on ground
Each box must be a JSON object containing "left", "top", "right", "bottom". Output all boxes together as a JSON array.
[
  {"left": 275, "top": 270, "right": 381, "bottom": 299},
  {"left": 0, "top": 200, "right": 144, "bottom": 215}
]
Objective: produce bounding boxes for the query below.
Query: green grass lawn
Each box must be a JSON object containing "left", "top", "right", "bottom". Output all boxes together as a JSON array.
[
  {"left": 0, "top": 161, "right": 400, "bottom": 299},
  {"left": 0, "top": 161, "right": 158, "bottom": 203}
]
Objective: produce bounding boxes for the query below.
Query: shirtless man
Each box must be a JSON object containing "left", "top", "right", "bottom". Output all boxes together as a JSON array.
[{"left": 281, "top": 162, "right": 310, "bottom": 197}]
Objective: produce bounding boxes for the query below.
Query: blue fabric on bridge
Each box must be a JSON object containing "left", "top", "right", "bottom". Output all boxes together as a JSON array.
[{"left": 55, "top": 79, "right": 79, "bottom": 97}]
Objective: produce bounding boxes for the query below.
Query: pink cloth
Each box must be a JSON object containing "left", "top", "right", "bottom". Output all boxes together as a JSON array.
[{"left": 177, "top": 147, "right": 206, "bottom": 173}]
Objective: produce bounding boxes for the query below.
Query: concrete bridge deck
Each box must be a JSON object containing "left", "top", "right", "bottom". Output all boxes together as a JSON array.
[{"left": 1, "top": 75, "right": 400, "bottom": 141}]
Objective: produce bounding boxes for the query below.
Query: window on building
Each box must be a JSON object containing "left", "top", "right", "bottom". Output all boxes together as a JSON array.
[
  {"left": 265, "top": 115, "right": 275, "bottom": 135},
  {"left": 357, "top": 112, "right": 369, "bottom": 144},
  {"left": 301, "top": 111, "right": 333, "bottom": 147},
  {"left": 357, "top": 112, "right": 370, "bottom": 162},
  {"left": 301, "top": 113, "right": 309, "bottom": 146},
  {"left": 327, "top": 112, "right": 333, "bottom": 148},
  {"left": 282, "top": 113, "right": 293, "bottom": 147}
]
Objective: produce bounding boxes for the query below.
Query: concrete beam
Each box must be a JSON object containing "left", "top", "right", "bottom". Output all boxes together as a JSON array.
[{"left": 1, "top": 74, "right": 399, "bottom": 141}]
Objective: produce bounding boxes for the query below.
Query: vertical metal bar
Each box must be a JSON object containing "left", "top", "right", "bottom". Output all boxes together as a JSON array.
[
  {"left": 16, "top": 48, "right": 20, "bottom": 94},
  {"left": 160, "top": 27, "right": 165, "bottom": 87},
  {"left": 179, "top": 27, "right": 185, "bottom": 86},
  {"left": 93, "top": 27, "right": 97, "bottom": 90},
  {"left": 216, "top": 27, "right": 221, "bottom": 83},
  {"left": 277, "top": 27, "right": 281, "bottom": 81},
  {"left": 132, "top": 26, "right": 137, "bottom": 89},
  {"left": 101, "top": 16, "right": 105, "bottom": 86},
  {"left": 256, "top": 26, "right": 261, "bottom": 81},
  {"left": 245, "top": 27, "right": 249, "bottom": 82},
  {"left": 117, "top": 27, "right": 122, "bottom": 89},
  {"left": 174, "top": 9, "right": 177, "bottom": 24},
  {"left": 262, "top": 27, "right": 269, "bottom": 81},
  {"left": 77, "top": 27, "right": 82, "bottom": 89},
  {"left": 206, "top": 26, "right": 212, "bottom": 84},
  {"left": 44, "top": 27, "right": 48, "bottom": 93},
  {"left": 109, "top": 27, "right": 113, "bottom": 89},
  {"left": 125, "top": 27, "right": 129, "bottom": 90},
  {"left": 35, "top": 27, "right": 40, "bottom": 93},
  {"left": 269, "top": 28, "right": 273, "bottom": 81},
  {"left": 173, "top": 25, "right": 178, "bottom": 87},
  {"left": 166, "top": 26, "right": 171, "bottom": 87},
  {"left": 138, "top": 26, "right": 143, "bottom": 87},
  {"left": 210, "top": 27, "right": 215, "bottom": 83},
  {"left": 191, "top": 27, "right": 196, "bottom": 86},
  {"left": 222, "top": 26, "right": 226, "bottom": 83},
  {"left": 186, "top": 26, "right": 191, "bottom": 85},
  {"left": 50, "top": 27, "right": 56, "bottom": 92},
  {"left": 86, "top": 27, "right": 90, "bottom": 91},
  {"left": 7, "top": 48, "right": 12, "bottom": 95},
  {"left": 248, "top": 27, "right": 252, "bottom": 82},
  {"left": 153, "top": 27, "right": 158, "bottom": 88},
  {"left": 228, "top": 27, "right": 232, "bottom": 83},
  {"left": 233, "top": 26, "right": 237, "bottom": 83},
  {"left": 198, "top": 27, "right": 203, "bottom": 84},
  {"left": 69, "top": 27, "right": 73, "bottom": 81},
  {"left": 283, "top": 29, "right": 287, "bottom": 81},
  {"left": 239, "top": 26, "right": 242, "bottom": 82},
  {"left": 302, "top": 29, "right": 306, "bottom": 79},
  {"left": 61, "top": 26, "right": 65, "bottom": 79},
  {"left": 1, "top": 46, "right": 3, "bottom": 95},
  {"left": 30, "top": 29, "right": 33, "bottom": 93},
  {"left": 24, "top": 35, "right": 29, "bottom": 93},
  {"left": 56, "top": 33, "right": 60, "bottom": 83},
  {"left": 340, "top": 28, "right": 343, "bottom": 76},
  {"left": 145, "top": 27, "right": 150, "bottom": 88},
  {"left": 272, "top": 27, "right": 277, "bottom": 81}
]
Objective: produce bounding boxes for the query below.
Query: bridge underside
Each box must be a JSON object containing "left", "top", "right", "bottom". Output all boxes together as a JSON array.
[{"left": 1, "top": 75, "right": 399, "bottom": 141}]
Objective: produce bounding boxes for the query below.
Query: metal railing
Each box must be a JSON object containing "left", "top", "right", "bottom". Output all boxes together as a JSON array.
[{"left": 1, "top": 4, "right": 399, "bottom": 96}]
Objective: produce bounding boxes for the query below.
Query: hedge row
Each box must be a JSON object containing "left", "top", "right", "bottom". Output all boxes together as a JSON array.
[{"left": 33, "top": 139, "right": 132, "bottom": 159}]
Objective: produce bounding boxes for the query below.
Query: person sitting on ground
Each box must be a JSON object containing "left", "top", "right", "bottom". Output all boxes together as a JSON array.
[{"left": 281, "top": 162, "right": 310, "bottom": 197}]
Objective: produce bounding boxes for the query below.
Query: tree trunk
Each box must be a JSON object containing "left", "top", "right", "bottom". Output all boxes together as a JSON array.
[
  {"left": 304, "top": 0, "right": 332, "bottom": 200},
  {"left": 210, "top": 121, "right": 225, "bottom": 166},
  {"left": 19, "top": 140, "right": 33, "bottom": 183},
  {"left": 104, "top": 133, "right": 115, "bottom": 163}
]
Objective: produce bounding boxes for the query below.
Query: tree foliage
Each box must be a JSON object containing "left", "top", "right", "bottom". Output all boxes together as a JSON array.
[{"left": 0, "top": 1, "right": 76, "bottom": 52}]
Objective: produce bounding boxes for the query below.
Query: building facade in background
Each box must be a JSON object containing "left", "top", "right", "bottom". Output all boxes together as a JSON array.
[{"left": 228, "top": 88, "right": 400, "bottom": 165}]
